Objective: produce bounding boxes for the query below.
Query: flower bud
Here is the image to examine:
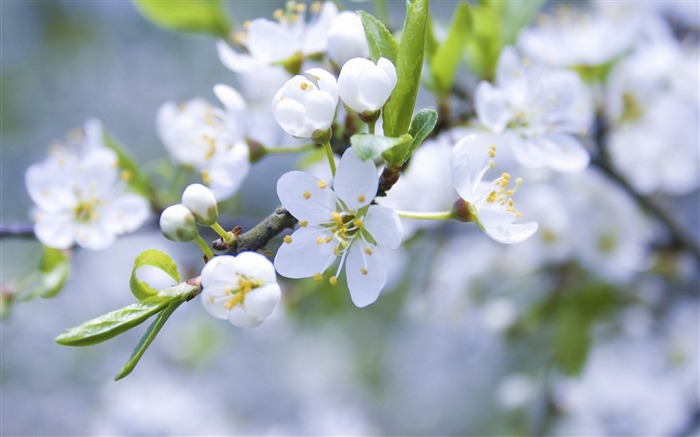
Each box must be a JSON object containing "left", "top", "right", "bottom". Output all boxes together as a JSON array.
[
  {"left": 327, "top": 12, "right": 370, "bottom": 67},
  {"left": 182, "top": 183, "right": 219, "bottom": 226},
  {"left": 160, "top": 204, "right": 198, "bottom": 242},
  {"left": 338, "top": 57, "right": 397, "bottom": 115}
]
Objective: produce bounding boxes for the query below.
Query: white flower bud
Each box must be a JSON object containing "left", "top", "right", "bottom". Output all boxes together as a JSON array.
[
  {"left": 181, "top": 183, "right": 219, "bottom": 226},
  {"left": 160, "top": 204, "right": 198, "bottom": 242},
  {"left": 271, "top": 68, "right": 338, "bottom": 139},
  {"left": 338, "top": 57, "right": 397, "bottom": 115},
  {"left": 327, "top": 12, "right": 370, "bottom": 67}
]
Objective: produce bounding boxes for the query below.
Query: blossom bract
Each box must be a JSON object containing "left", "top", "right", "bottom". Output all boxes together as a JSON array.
[
  {"left": 271, "top": 68, "right": 338, "bottom": 139},
  {"left": 25, "top": 121, "right": 150, "bottom": 250},
  {"left": 274, "top": 147, "right": 401, "bottom": 307},
  {"left": 156, "top": 84, "right": 250, "bottom": 200},
  {"left": 451, "top": 134, "right": 538, "bottom": 244},
  {"left": 200, "top": 253, "right": 281, "bottom": 328},
  {"left": 474, "top": 47, "right": 593, "bottom": 172},
  {"left": 338, "top": 57, "right": 397, "bottom": 115}
]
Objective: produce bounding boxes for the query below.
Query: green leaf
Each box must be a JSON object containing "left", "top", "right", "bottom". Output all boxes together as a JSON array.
[
  {"left": 493, "top": 0, "right": 544, "bottom": 44},
  {"left": 430, "top": 2, "right": 471, "bottom": 92},
  {"left": 55, "top": 300, "right": 170, "bottom": 346},
  {"left": 382, "top": 0, "right": 429, "bottom": 137},
  {"left": 381, "top": 108, "right": 438, "bottom": 167},
  {"left": 132, "top": 0, "right": 230, "bottom": 36},
  {"left": 103, "top": 132, "right": 152, "bottom": 199},
  {"left": 359, "top": 10, "right": 398, "bottom": 64},
  {"left": 553, "top": 307, "right": 591, "bottom": 376},
  {"left": 114, "top": 299, "right": 183, "bottom": 381},
  {"left": 36, "top": 247, "right": 70, "bottom": 298},
  {"left": 351, "top": 133, "right": 412, "bottom": 161},
  {"left": 130, "top": 249, "right": 181, "bottom": 301},
  {"left": 464, "top": 4, "right": 500, "bottom": 80}
]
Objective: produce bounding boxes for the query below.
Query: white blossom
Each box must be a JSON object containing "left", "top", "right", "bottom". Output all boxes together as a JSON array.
[
  {"left": 200, "top": 253, "right": 281, "bottom": 328},
  {"left": 156, "top": 84, "right": 250, "bottom": 200},
  {"left": 451, "top": 134, "right": 538, "bottom": 244},
  {"left": 327, "top": 11, "right": 370, "bottom": 67},
  {"left": 274, "top": 147, "right": 402, "bottom": 307},
  {"left": 272, "top": 68, "right": 338, "bottom": 139},
  {"left": 474, "top": 46, "right": 593, "bottom": 172},
  {"left": 25, "top": 121, "right": 150, "bottom": 250},
  {"left": 338, "top": 57, "right": 397, "bottom": 115},
  {"left": 159, "top": 204, "right": 198, "bottom": 242},
  {"left": 216, "top": 1, "right": 338, "bottom": 74}
]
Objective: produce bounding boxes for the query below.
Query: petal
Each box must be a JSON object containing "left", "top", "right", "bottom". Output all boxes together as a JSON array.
[
  {"left": 247, "top": 18, "right": 299, "bottom": 63},
  {"left": 513, "top": 134, "right": 589, "bottom": 172},
  {"left": 75, "top": 148, "right": 119, "bottom": 198},
  {"left": 207, "top": 142, "right": 251, "bottom": 200},
  {"left": 201, "top": 284, "right": 231, "bottom": 320},
  {"left": 232, "top": 251, "right": 277, "bottom": 284},
  {"left": 450, "top": 134, "right": 496, "bottom": 202},
  {"left": 277, "top": 171, "right": 337, "bottom": 224},
  {"left": 75, "top": 223, "right": 116, "bottom": 250},
  {"left": 34, "top": 211, "right": 76, "bottom": 249},
  {"left": 302, "top": 0, "right": 338, "bottom": 55},
  {"left": 475, "top": 82, "right": 510, "bottom": 133},
  {"left": 243, "top": 283, "right": 281, "bottom": 319},
  {"left": 201, "top": 255, "right": 237, "bottom": 289},
  {"left": 228, "top": 307, "right": 263, "bottom": 328},
  {"left": 484, "top": 221, "right": 539, "bottom": 244},
  {"left": 214, "top": 84, "right": 246, "bottom": 113},
  {"left": 377, "top": 57, "right": 398, "bottom": 90},
  {"left": 304, "top": 90, "right": 337, "bottom": 131},
  {"left": 274, "top": 98, "right": 311, "bottom": 138},
  {"left": 345, "top": 242, "right": 387, "bottom": 307},
  {"left": 102, "top": 194, "right": 150, "bottom": 234},
  {"left": 274, "top": 226, "right": 337, "bottom": 278},
  {"left": 363, "top": 205, "right": 401, "bottom": 249},
  {"left": 305, "top": 68, "right": 339, "bottom": 103},
  {"left": 26, "top": 162, "right": 77, "bottom": 212},
  {"left": 216, "top": 40, "right": 259, "bottom": 73},
  {"left": 333, "top": 147, "right": 378, "bottom": 211}
]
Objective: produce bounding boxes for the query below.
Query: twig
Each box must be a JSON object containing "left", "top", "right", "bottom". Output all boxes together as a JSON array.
[
  {"left": 0, "top": 222, "right": 35, "bottom": 239},
  {"left": 212, "top": 207, "right": 297, "bottom": 254}
]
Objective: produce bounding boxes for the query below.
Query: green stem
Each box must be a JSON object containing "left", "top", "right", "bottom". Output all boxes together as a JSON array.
[
  {"left": 210, "top": 222, "right": 234, "bottom": 245},
  {"left": 262, "top": 143, "right": 316, "bottom": 155},
  {"left": 194, "top": 235, "right": 214, "bottom": 260},
  {"left": 368, "top": 120, "right": 376, "bottom": 135},
  {"left": 323, "top": 142, "right": 336, "bottom": 176},
  {"left": 395, "top": 210, "right": 453, "bottom": 220}
]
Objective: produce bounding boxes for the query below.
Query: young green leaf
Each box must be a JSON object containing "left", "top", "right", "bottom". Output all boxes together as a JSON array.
[
  {"left": 35, "top": 246, "right": 70, "bottom": 299},
  {"left": 351, "top": 133, "right": 412, "bottom": 161},
  {"left": 382, "top": 0, "right": 429, "bottom": 137},
  {"left": 55, "top": 300, "right": 170, "bottom": 346},
  {"left": 133, "top": 0, "right": 231, "bottom": 37},
  {"left": 114, "top": 299, "right": 184, "bottom": 381},
  {"left": 381, "top": 108, "right": 438, "bottom": 167},
  {"left": 359, "top": 10, "right": 398, "bottom": 64},
  {"left": 103, "top": 132, "right": 152, "bottom": 199},
  {"left": 430, "top": 2, "right": 472, "bottom": 93},
  {"left": 130, "top": 249, "right": 181, "bottom": 301}
]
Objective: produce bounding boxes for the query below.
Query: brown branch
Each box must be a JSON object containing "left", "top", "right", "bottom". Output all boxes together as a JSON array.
[
  {"left": 212, "top": 207, "right": 298, "bottom": 254},
  {"left": 0, "top": 222, "right": 35, "bottom": 239}
]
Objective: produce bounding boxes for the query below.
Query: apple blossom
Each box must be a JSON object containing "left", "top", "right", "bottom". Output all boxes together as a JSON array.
[
  {"left": 200, "top": 253, "right": 281, "bottom": 328},
  {"left": 474, "top": 46, "right": 593, "bottom": 172},
  {"left": 451, "top": 134, "right": 538, "bottom": 244},
  {"left": 337, "top": 57, "right": 397, "bottom": 115},
  {"left": 271, "top": 68, "right": 339, "bottom": 139},
  {"left": 274, "top": 147, "right": 402, "bottom": 308},
  {"left": 25, "top": 122, "right": 150, "bottom": 250}
]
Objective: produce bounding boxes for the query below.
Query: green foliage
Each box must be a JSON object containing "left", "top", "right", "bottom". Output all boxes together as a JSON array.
[
  {"left": 382, "top": 108, "right": 438, "bottom": 167},
  {"left": 359, "top": 10, "right": 398, "bottom": 64},
  {"left": 351, "top": 133, "right": 412, "bottom": 162},
  {"left": 130, "top": 249, "right": 181, "bottom": 300},
  {"left": 430, "top": 2, "right": 472, "bottom": 93},
  {"left": 115, "top": 299, "right": 184, "bottom": 380},
  {"left": 382, "top": 0, "right": 429, "bottom": 137},
  {"left": 132, "top": 0, "right": 231, "bottom": 36},
  {"left": 24, "top": 246, "right": 71, "bottom": 300},
  {"left": 103, "top": 132, "right": 152, "bottom": 199}
]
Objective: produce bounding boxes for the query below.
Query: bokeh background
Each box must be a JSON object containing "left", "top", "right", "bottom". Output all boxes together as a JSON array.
[{"left": 1, "top": 1, "right": 699, "bottom": 436}]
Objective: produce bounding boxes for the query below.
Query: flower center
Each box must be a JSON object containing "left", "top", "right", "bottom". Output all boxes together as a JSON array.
[
  {"left": 327, "top": 210, "right": 364, "bottom": 250},
  {"left": 223, "top": 275, "right": 262, "bottom": 310},
  {"left": 486, "top": 172, "right": 523, "bottom": 217},
  {"left": 73, "top": 199, "right": 101, "bottom": 223}
]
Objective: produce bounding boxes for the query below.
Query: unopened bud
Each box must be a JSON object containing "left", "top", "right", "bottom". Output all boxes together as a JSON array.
[
  {"left": 160, "top": 204, "right": 198, "bottom": 242},
  {"left": 182, "top": 183, "right": 219, "bottom": 226}
]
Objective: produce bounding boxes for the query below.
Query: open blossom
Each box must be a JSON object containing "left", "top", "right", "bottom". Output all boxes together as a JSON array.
[
  {"left": 157, "top": 84, "right": 250, "bottom": 200},
  {"left": 200, "top": 253, "right": 281, "bottom": 328},
  {"left": 274, "top": 147, "right": 401, "bottom": 307},
  {"left": 272, "top": 68, "right": 338, "bottom": 139},
  {"left": 327, "top": 11, "right": 370, "bottom": 67},
  {"left": 475, "top": 47, "right": 593, "bottom": 172},
  {"left": 451, "top": 134, "right": 538, "bottom": 244},
  {"left": 338, "top": 57, "right": 397, "bottom": 115},
  {"left": 216, "top": 1, "right": 337, "bottom": 74},
  {"left": 25, "top": 120, "right": 150, "bottom": 250}
]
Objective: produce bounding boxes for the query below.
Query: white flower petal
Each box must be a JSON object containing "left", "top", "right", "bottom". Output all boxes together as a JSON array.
[
  {"left": 201, "top": 255, "right": 237, "bottom": 290},
  {"left": 363, "top": 205, "right": 401, "bottom": 249},
  {"left": 26, "top": 163, "right": 77, "bottom": 212},
  {"left": 233, "top": 251, "right": 277, "bottom": 284},
  {"left": 228, "top": 307, "right": 263, "bottom": 328},
  {"left": 304, "top": 90, "right": 337, "bottom": 131},
  {"left": 75, "top": 222, "right": 115, "bottom": 250},
  {"left": 201, "top": 284, "right": 231, "bottom": 320},
  {"left": 302, "top": 1, "right": 338, "bottom": 55},
  {"left": 243, "top": 283, "right": 281, "bottom": 320},
  {"left": 274, "top": 98, "right": 310, "bottom": 137},
  {"left": 216, "top": 40, "right": 259, "bottom": 73},
  {"left": 305, "top": 68, "right": 339, "bottom": 103},
  {"left": 450, "top": 134, "right": 495, "bottom": 202},
  {"left": 514, "top": 134, "right": 589, "bottom": 172},
  {"left": 34, "top": 211, "right": 76, "bottom": 249},
  {"left": 247, "top": 18, "right": 300, "bottom": 64},
  {"left": 207, "top": 142, "right": 251, "bottom": 200},
  {"left": 484, "top": 220, "right": 539, "bottom": 244},
  {"left": 475, "top": 82, "right": 510, "bottom": 133},
  {"left": 274, "top": 226, "right": 337, "bottom": 278},
  {"left": 102, "top": 194, "right": 150, "bottom": 234},
  {"left": 277, "top": 171, "right": 337, "bottom": 224},
  {"left": 346, "top": 242, "right": 387, "bottom": 307},
  {"left": 333, "top": 147, "right": 378, "bottom": 211},
  {"left": 214, "top": 84, "right": 246, "bottom": 113}
]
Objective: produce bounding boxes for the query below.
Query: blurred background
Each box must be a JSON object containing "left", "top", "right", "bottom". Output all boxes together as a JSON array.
[{"left": 1, "top": 1, "right": 698, "bottom": 436}]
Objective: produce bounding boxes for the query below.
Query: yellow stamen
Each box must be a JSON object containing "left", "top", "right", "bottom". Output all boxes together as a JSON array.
[
  {"left": 283, "top": 235, "right": 293, "bottom": 244},
  {"left": 299, "top": 220, "right": 308, "bottom": 227},
  {"left": 329, "top": 276, "right": 337, "bottom": 286},
  {"left": 364, "top": 247, "right": 373, "bottom": 255},
  {"left": 360, "top": 267, "right": 368, "bottom": 275},
  {"left": 317, "top": 180, "right": 327, "bottom": 189},
  {"left": 357, "top": 194, "right": 366, "bottom": 203},
  {"left": 316, "top": 236, "right": 325, "bottom": 244},
  {"left": 303, "top": 191, "right": 311, "bottom": 199},
  {"left": 300, "top": 82, "right": 309, "bottom": 91},
  {"left": 313, "top": 272, "right": 323, "bottom": 282}
]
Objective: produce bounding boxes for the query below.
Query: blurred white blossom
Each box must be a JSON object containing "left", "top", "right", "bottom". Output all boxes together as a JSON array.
[{"left": 327, "top": 11, "right": 370, "bottom": 67}]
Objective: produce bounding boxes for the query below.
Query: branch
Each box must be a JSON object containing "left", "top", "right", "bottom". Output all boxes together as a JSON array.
[
  {"left": 0, "top": 222, "right": 35, "bottom": 239},
  {"left": 212, "top": 207, "right": 297, "bottom": 254}
]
